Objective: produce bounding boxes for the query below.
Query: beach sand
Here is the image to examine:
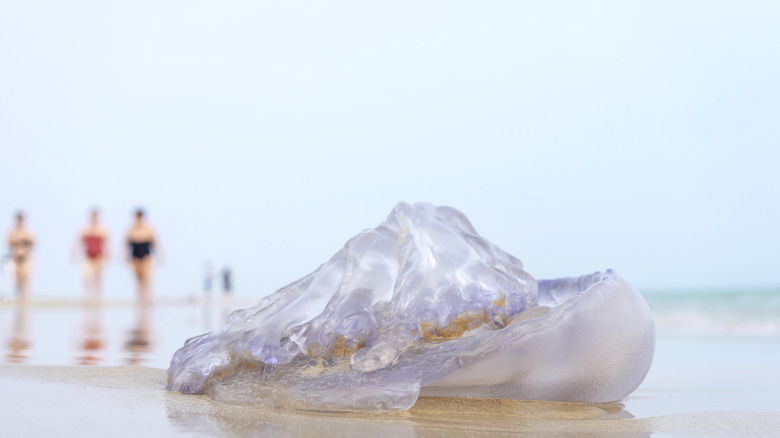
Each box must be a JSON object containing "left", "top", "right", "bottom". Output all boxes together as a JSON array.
[{"left": 2, "top": 364, "right": 778, "bottom": 437}]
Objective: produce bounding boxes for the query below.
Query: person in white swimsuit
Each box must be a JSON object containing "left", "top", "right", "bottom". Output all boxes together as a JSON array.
[{"left": 7, "top": 212, "right": 35, "bottom": 300}]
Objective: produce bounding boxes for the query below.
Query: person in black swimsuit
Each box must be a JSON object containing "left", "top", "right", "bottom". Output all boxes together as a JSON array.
[
  {"left": 130, "top": 241, "right": 152, "bottom": 260},
  {"left": 126, "top": 209, "right": 159, "bottom": 305}
]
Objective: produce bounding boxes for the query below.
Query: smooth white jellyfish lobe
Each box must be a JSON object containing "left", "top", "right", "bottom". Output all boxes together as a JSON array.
[
  {"left": 421, "top": 272, "right": 655, "bottom": 402},
  {"left": 166, "top": 202, "right": 655, "bottom": 411}
]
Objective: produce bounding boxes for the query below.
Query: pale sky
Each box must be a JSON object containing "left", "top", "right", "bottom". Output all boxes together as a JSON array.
[{"left": 1, "top": 1, "right": 779, "bottom": 300}]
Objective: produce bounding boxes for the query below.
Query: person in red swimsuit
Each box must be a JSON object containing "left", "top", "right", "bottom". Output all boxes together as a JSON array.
[{"left": 72, "top": 209, "right": 110, "bottom": 303}]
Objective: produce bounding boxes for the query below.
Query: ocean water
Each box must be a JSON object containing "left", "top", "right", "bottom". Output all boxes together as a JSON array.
[{"left": 642, "top": 286, "right": 780, "bottom": 338}]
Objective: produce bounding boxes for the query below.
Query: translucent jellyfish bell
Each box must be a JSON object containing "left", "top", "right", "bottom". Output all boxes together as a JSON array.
[{"left": 167, "top": 202, "right": 655, "bottom": 410}]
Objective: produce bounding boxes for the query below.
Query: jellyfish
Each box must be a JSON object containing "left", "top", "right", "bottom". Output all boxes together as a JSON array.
[{"left": 167, "top": 202, "right": 655, "bottom": 411}]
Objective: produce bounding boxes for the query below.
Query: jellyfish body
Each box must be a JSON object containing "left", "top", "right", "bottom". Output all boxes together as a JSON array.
[{"left": 167, "top": 202, "right": 655, "bottom": 410}]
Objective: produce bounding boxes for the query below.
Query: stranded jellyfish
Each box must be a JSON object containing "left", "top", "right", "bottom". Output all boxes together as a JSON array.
[{"left": 167, "top": 202, "right": 655, "bottom": 410}]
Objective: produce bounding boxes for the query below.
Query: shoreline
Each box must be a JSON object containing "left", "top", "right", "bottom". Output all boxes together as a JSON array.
[{"left": 2, "top": 364, "right": 778, "bottom": 437}]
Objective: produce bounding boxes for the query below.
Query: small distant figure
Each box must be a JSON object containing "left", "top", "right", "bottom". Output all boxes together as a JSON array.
[
  {"left": 72, "top": 209, "right": 109, "bottom": 303},
  {"left": 220, "top": 266, "right": 233, "bottom": 323},
  {"left": 202, "top": 261, "right": 214, "bottom": 300},
  {"left": 222, "top": 266, "right": 232, "bottom": 297},
  {"left": 7, "top": 212, "right": 35, "bottom": 300},
  {"left": 126, "top": 208, "right": 160, "bottom": 305}
]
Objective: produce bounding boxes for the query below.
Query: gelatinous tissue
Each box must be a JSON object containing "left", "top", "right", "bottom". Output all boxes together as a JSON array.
[{"left": 167, "top": 202, "right": 655, "bottom": 410}]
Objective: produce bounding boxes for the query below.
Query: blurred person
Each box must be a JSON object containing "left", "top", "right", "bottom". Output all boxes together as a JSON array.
[
  {"left": 203, "top": 260, "right": 214, "bottom": 300},
  {"left": 72, "top": 209, "right": 109, "bottom": 303},
  {"left": 7, "top": 212, "right": 35, "bottom": 300},
  {"left": 221, "top": 266, "right": 233, "bottom": 323},
  {"left": 222, "top": 266, "right": 232, "bottom": 297},
  {"left": 125, "top": 208, "right": 160, "bottom": 305}
]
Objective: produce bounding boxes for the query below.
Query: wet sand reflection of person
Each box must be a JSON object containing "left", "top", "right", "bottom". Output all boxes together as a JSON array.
[
  {"left": 125, "top": 209, "right": 161, "bottom": 305},
  {"left": 125, "top": 302, "right": 152, "bottom": 365},
  {"left": 77, "top": 302, "right": 105, "bottom": 366},
  {"left": 6, "top": 301, "right": 31, "bottom": 364},
  {"left": 201, "top": 261, "right": 215, "bottom": 328},
  {"left": 72, "top": 209, "right": 109, "bottom": 303},
  {"left": 7, "top": 212, "right": 35, "bottom": 301}
]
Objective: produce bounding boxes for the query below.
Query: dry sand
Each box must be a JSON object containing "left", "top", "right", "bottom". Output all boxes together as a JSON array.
[{"left": 2, "top": 365, "right": 778, "bottom": 437}]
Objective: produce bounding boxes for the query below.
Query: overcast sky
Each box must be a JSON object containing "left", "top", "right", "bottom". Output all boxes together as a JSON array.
[{"left": 1, "top": 1, "right": 778, "bottom": 301}]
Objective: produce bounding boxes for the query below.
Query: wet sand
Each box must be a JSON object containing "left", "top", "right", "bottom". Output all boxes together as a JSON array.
[
  {"left": 2, "top": 300, "right": 780, "bottom": 436},
  {"left": 2, "top": 364, "right": 778, "bottom": 437}
]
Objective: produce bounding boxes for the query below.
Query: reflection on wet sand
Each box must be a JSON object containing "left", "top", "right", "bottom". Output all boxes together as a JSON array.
[
  {"left": 164, "top": 393, "right": 644, "bottom": 438},
  {"left": 220, "top": 296, "right": 233, "bottom": 327},
  {"left": 0, "top": 296, "right": 241, "bottom": 368},
  {"left": 6, "top": 302, "right": 30, "bottom": 364},
  {"left": 76, "top": 302, "right": 105, "bottom": 366},
  {"left": 125, "top": 303, "right": 153, "bottom": 365},
  {"left": 200, "top": 295, "right": 235, "bottom": 333}
]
